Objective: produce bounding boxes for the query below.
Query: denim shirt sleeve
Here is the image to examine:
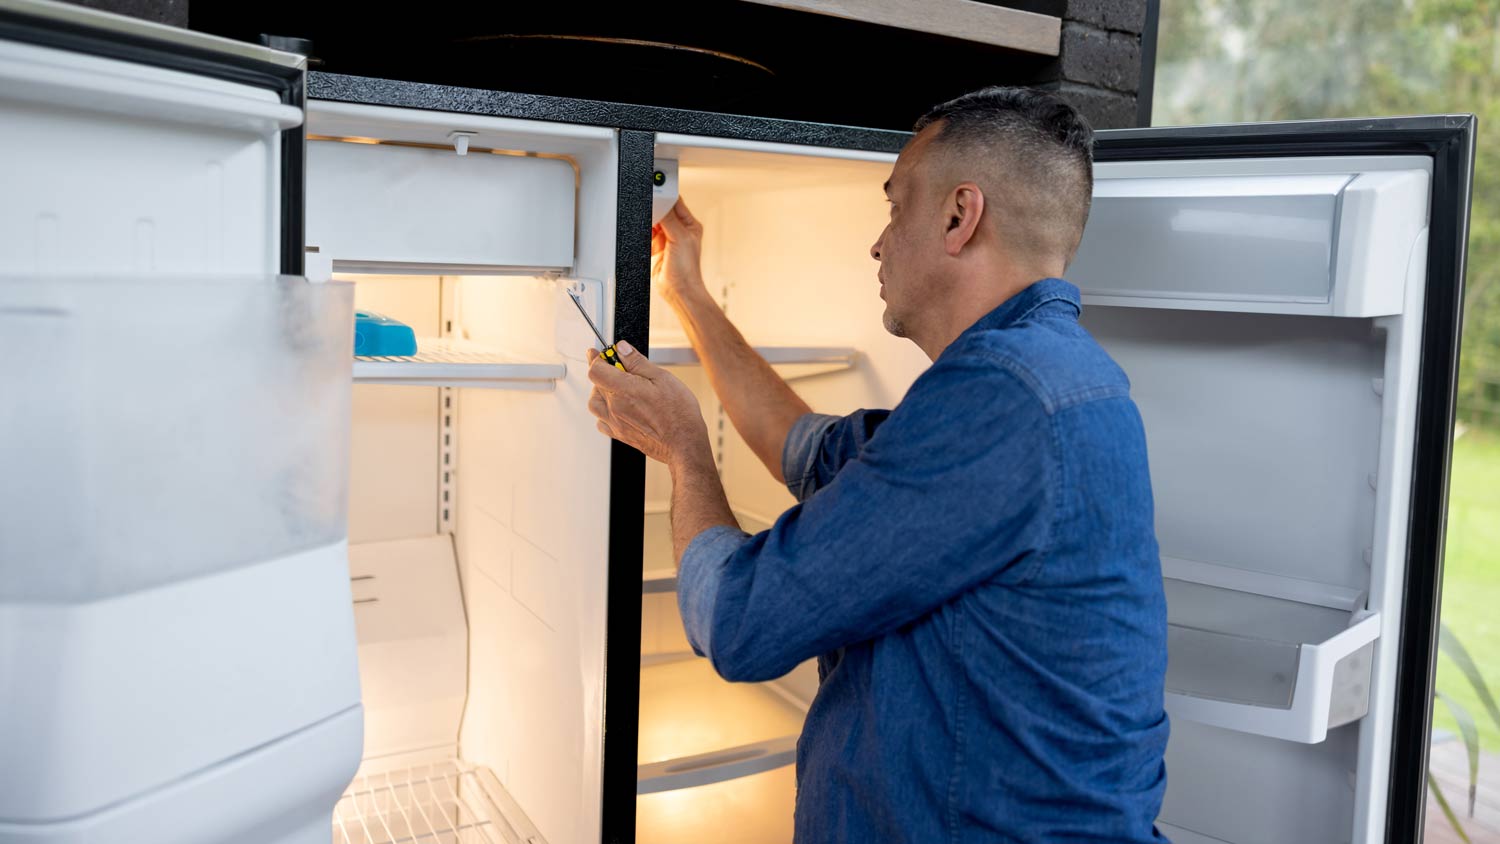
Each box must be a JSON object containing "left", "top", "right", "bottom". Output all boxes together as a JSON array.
[
  {"left": 678, "top": 351, "right": 1055, "bottom": 683},
  {"left": 781, "top": 409, "right": 893, "bottom": 502}
]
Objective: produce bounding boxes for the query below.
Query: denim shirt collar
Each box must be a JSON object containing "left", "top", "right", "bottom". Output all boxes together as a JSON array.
[{"left": 961, "top": 277, "right": 1082, "bottom": 339}]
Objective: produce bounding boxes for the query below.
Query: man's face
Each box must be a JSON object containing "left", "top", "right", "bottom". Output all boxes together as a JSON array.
[{"left": 870, "top": 127, "right": 944, "bottom": 338}]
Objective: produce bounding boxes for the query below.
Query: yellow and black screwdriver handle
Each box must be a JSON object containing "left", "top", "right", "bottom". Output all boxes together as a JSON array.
[{"left": 598, "top": 344, "right": 626, "bottom": 372}]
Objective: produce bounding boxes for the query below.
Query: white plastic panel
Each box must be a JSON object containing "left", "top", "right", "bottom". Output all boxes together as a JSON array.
[
  {"left": 454, "top": 276, "right": 613, "bottom": 844},
  {"left": 1081, "top": 307, "right": 1384, "bottom": 594},
  {"left": 346, "top": 275, "right": 440, "bottom": 546},
  {"left": 1159, "top": 719, "right": 1361, "bottom": 844},
  {"left": 307, "top": 140, "right": 575, "bottom": 273},
  {"left": 0, "top": 541, "right": 361, "bottom": 823},
  {"left": 349, "top": 536, "right": 468, "bottom": 762},
  {"left": 0, "top": 705, "right": 362, "bottom": 844},
  {"left": 1071, "top": 163, "right": 1429, "bottom": 316},
  {"left": 0, "top": 39, "right": 291, "bottom": 275}
]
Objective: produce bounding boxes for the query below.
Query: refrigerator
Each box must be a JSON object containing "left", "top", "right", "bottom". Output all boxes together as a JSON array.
[{"left": 0, "top": 2, "right": 1475, "bottom": 843}]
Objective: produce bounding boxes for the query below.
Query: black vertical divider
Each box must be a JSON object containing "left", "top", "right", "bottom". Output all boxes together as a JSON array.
[{"left": 600, "top": 128, "right": 656, "bottom": 844}]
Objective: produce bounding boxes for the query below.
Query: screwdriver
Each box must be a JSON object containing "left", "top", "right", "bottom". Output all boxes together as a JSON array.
[{"left": 567, "top": 289, "right": 626, "bottom": 371}]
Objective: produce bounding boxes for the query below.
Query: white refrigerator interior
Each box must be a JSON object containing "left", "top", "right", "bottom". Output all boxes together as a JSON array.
[
  {"left": 0, "top": 18, "right": 361, "bottom": 844},
  {"left": 304, "top": 101, "right": 620, "bottom": 844}
]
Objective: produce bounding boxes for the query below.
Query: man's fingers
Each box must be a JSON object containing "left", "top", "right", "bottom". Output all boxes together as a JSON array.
[
  {"left": 587, "top": 354, "right": 635, "bottom": 390},
  {"left": 614, "top": 341, "right": 662, "bottom": 380},
  {"left": 673, "top": 197, "right": 701, "bottom": 230}
]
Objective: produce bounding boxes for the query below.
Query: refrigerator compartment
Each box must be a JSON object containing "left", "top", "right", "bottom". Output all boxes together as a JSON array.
[
  {"left": 0, "top": 274, "right": 352, "bottom": 602},
  {"left": 334, "top": 761, "right": 543, "bottom": 844},
  {"left": 1163, "top": 557, "right": 1380, "bottom": 743},
  {"left": 654, "top": 343, "right": 857, "bottom": 381},
  {"left": 637, "top": 657, "right": 806, "bottom": 793},
  {"left": 637, "top": 765, "right": 796, "bottom": 844},
  {"left": 1071, "top": 165, "right": 1429, "bottom": 317},
  {"left": 355, "top": 337, "right": 565, "bottom": 389},
  {"left": 640, "top": 506, "right": 774, "bottom": 594},
  {"left": 308, "top": 137, "right": 576, "bottom": 275}
]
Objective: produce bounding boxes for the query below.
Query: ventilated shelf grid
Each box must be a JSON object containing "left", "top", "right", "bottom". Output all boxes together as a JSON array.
[
  {"left": 331, "top": 761, "right": 516, "bottom": 844},
  {"left": 354, "top": 338, "right": 565, "bottom": 388}
]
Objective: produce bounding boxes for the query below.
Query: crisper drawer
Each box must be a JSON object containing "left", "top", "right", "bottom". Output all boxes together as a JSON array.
[
  {"left": 1162, "top": 557, "right": 1379, "bottom": 744},
  {"left": 307, "top": 138, "right": 576, "bottom": 274},
  {"left": 0, "top": 274, "right": 353, "bottom": 601}
]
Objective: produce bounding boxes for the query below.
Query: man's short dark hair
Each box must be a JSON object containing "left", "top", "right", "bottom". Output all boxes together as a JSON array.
[{"left": 913, "top": 87, "right": 1095, "bottom": 266}]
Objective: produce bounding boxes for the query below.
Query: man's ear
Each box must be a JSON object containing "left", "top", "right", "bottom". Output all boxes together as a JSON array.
[{"left": 943, "top": 183, "right": 985, "bottom": 256}]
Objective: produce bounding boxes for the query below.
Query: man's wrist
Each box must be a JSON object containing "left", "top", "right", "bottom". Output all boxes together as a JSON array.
[
  {"left": 664, "top": 278, "right": 713, "bottom": 312},
  {"left": 669, "top": 436, "right": 718, "bottom": 481}
]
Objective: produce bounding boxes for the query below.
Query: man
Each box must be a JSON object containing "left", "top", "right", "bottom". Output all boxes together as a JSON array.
[{"left": 587, "top": 87, "right": 1169, "bottom": 843}]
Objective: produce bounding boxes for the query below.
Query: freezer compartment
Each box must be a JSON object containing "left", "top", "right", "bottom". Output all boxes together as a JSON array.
[
  {"left": 1163, "top": 557, "right": 1378, "bottom": 743},
  {"left": 0, "top": 274, "right": 352, "bottom": 602}
]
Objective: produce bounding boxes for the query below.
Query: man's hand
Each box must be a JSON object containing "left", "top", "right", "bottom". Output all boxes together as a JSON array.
[
  {"left": 652, "top": 198, "right": 709, "bottom": 307},
  {"left": 586, "top": 341, "right": 712, "bottom": 467}
]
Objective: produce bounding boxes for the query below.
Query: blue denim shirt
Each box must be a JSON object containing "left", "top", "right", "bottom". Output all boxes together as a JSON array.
[{"left": 677, "top": 278, "right": 1169, "bottom": 843}]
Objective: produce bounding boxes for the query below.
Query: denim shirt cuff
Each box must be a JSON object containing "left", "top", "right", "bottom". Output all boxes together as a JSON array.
[
  {"left": 677, "top": 524, "right": 752, "bottom": 658},
  {"left": 781, "top": 412, "right": 841, "bottom": 502}
]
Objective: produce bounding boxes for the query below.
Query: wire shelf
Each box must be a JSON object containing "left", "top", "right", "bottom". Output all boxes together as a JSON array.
[
  {"left": 354, "top": 338, "right": 566, "bottom": 388},
  {"left": 332, "top": 761, "right": 516, "bottom": 844}
]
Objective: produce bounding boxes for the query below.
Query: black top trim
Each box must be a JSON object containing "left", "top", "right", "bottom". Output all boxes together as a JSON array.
[{"left": 309, "top": 71, "right": 909, "bottom": 154}]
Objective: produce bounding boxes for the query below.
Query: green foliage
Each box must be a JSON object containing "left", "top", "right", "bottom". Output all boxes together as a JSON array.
[{"left": 1154, "top": 0, "right": 1500, "bottom": 422}]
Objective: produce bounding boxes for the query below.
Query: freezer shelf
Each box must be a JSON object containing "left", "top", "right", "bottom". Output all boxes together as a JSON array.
[
  {"left": 637, "top": 657, "right": 804, "bottom": 794},
  {"left": 1161, "top": 557, "right": 1380, "bottom": 744},
  {"left": 354, "top": 338, "right": 565, "bottom": 389},
  {"left": 332, "top": 761, "right": 537, "bottom": 844}
]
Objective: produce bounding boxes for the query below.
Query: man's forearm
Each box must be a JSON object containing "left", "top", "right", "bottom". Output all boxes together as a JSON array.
[
  {"left": 667, "top": 286, "right": 811, "bottom": 483},
  {"left": 670, "top": 439, "right": 739, "bottom": 566}
]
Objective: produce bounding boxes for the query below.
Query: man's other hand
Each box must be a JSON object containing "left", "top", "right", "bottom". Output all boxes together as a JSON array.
[{"left": 652, "top": 198, "right": 709, "bottom": 306}]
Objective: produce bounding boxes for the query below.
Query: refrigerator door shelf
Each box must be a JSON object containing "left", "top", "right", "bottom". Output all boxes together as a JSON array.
[
  {"left": 1163, "top": 557, "right": 1379, "bottom": 744},
  {"left": 1072, "top": 167, "right": 1429, "bottom": 317},
  {"left": 354, "top": 337, "right": 566, "bottom": 390}
]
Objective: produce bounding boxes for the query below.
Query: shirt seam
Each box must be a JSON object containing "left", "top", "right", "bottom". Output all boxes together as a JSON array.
[{"left": 947, "top": 610, "right": 972, "bottom": 844}]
